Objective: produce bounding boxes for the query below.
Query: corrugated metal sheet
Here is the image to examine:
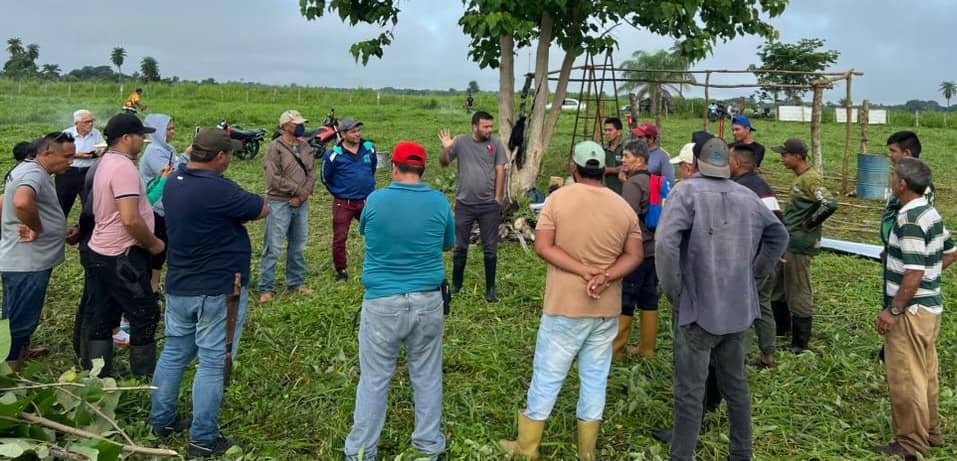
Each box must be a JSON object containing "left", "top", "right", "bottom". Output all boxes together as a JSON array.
[{"left": 821, "top": 238, "right": 882, "bottom": 261}]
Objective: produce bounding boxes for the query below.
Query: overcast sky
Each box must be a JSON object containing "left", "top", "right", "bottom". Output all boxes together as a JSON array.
[{"left": 4, "top": 0, "right": 954, "bottom": 105}]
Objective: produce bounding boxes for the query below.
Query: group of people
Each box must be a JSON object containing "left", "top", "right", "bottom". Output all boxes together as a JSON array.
[{"left": 0, "top": 102, "right": 950, "bottom": 460}]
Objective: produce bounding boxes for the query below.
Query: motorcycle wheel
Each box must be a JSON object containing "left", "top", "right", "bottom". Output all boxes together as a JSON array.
[{"left": 237, "top": 140, "right": 260, "bottom": 160}]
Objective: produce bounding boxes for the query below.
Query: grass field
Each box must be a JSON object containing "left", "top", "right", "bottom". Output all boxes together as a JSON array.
[{"left": 2, "top": 86, "right": 957, "bottom": 460}]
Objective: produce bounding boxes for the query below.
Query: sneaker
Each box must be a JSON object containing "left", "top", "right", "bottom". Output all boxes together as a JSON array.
[
  {"left": 335, "top": 270, "right": 349, "bottom": 283},
  {"left": 188, "top": 436, "right": 239, "bottom": 458},
  {"left": 152, "top": 417, "right": 191, "bottom": 438},
  {"left": 258, "top": 292, "right": 273, "bottom": 304},
  {"left": 23, "top": 347, "right": 50, "bottom": 360},
  {"left": 112, "top": 329, "right": 130, "bottom": 348},
  {"left": 120, "top": 318, "right": 130, "bottom": 333},
  {"left": 875, "top": 441, "right": 917, "bottom": 460}
]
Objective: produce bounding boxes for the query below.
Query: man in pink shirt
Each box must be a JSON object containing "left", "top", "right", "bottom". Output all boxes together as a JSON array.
[{"left": 85, "top": 113, "right": 165, "bottom": 378}]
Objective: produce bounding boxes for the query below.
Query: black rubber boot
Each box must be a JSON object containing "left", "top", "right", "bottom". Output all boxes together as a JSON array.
[
  {"left": 451, "top": 249, "right": 467, "bottom": 295},
  {"left": 772, "top": 301, "right": 791, "bottom": 337},
  {"left": 129, "top": 342, "right": 157, "bottom": 378},
  {"left": 87, "top": 340, "right": 114, "bottom": 377},
  {"left": 789, "top": 316, "right": 812, "bottom": 354},
  {"left": 484, "top": 255, "right": 498, "bottom": 303}
]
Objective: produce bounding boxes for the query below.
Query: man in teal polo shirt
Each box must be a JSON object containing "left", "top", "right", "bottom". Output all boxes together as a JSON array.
[{"left": 344, "top": 142, "right": 455, "bottom": 461}]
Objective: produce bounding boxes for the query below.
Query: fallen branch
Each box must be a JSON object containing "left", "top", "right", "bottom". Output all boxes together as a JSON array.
[
  {"left": 2, "top": 381, "right": 157, "bottom": 392},
  {"left": 6, "top": 414, "right": 179, "bottom": 457},
  {"left": 53, "top": 385, "right": 136, "bottom": 447}
]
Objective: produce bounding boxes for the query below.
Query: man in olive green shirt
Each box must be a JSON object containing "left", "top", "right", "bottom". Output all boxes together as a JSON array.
[
  {"left": 602, "top": 117, "right": 625, "bottom": 194},
  {"left": 773, "top": 138, "right": 837, "bottom": 354}
]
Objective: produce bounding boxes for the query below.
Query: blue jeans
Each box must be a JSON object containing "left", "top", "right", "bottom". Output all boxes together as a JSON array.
[
  {"left": 1, "top": 270, "right": 53, "bottom": 361},
  {"left": 258, "top": 200, "right": 309, "bottom": 293},
  {"left": 344, "top": 291, "right": 445, "bottom": 461},
  {"left": 150, "top": 287, "right": 249, "bottom": 445},
  {"left": 525, "top": 314, "right": 618, "bottom": 422}
]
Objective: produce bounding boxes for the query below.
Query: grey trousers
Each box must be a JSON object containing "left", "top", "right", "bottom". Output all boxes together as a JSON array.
[{"left": 672, "top": 323, "right": 753, "bottom": 461}]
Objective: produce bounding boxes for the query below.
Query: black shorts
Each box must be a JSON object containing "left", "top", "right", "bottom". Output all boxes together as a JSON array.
[{"left": 621, "top": 257, "right": 658, "bottom": 316}]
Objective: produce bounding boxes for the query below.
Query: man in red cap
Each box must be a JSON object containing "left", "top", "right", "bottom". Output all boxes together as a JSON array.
[
  {"left": 344, "top": 142, "right": 455, "bottom": 461},
  {"left": 633, "top": 123, "right": 675, "bottom": 184}
]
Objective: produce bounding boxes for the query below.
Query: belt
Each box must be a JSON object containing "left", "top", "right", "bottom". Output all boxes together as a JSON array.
[{"left": 335, "top": 198, "right": 366, "bottom": 205}]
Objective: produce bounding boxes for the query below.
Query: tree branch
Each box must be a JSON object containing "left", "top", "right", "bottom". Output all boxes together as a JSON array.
[{"left": 7, "top": 414, "right": 179, "bottom": 457}]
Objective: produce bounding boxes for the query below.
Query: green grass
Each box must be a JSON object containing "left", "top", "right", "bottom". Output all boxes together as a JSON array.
[{"left": 2, "top": 88, "right": 957, "bottom": 460}]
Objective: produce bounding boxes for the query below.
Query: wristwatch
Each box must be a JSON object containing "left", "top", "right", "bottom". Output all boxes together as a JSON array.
[{"left": 889, "top": 304, "right": 905, "bottom": 316}]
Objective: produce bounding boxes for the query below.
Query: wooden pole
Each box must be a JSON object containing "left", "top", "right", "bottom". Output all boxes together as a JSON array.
[
  {"left": 841, "top": 73, "right": 854, "bottom": 195},
  {"left": 811, "top": 83, "right": 825, "bottom": 176},
  {"left": 860, "top": 99, "right": 870, "bottom": 154},
  {"left": 738, "top": 96, "right": 746, "bottom": 115},
  {"left": 703, "top": 71, "right": 711, "bottom": 131}
]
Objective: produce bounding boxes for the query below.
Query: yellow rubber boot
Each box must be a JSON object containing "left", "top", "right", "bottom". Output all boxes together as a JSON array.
[
  {"left": 577, "top": 419, "right": 600, "bottom": 461},
  {"left": 611, "top": 315, "right": 634, "bottom": 361},
  {"left": 499, "top": 412, "right": 544, "bottom": 459},
  {"left": 636, "top": 310, "right": 659, "bottom": 358}
]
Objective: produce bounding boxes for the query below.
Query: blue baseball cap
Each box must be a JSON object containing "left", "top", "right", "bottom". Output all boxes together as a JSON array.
[{"left": 732, "top": 115, "right": 755, "bottom": 131}]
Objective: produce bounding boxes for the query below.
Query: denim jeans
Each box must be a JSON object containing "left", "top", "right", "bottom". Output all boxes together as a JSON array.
[
  {"left": 524, "top": 314, "right": 618, "bottom": 422},
  {"left": 672, "top": 323, "right": 752, "bottom": 461},
  {"left": 259, "top": 200, "right": 309, "bottom": 293},
  {"left": 1, "top": 270, "right": 52, "bottom": 361},
  {"left": 344, "top": 291, "right": 445, "bottom": 461},
  {"left": 150, "top": 287, "right": 250, "bottom": 445}
]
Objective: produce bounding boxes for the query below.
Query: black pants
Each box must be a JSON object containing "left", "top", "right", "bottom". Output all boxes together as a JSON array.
[
  {"left": 55, "top": 166, "right": 88, "bottom": 218},
  {"left": 87, "top": 247, "right": 159, "bottom": 346},
  {"left": 151, "top": 213, "right": 168, "bottom": 271},
  {"left": 454, "top": 200, "right": 500, "bottom": 258}
]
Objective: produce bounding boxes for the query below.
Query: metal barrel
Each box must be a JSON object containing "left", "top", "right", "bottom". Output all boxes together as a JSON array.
[{"left": 857, "top": 153, "right": 890, "bottom": 200}]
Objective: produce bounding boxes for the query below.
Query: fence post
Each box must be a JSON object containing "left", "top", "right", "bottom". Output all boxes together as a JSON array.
[
  {"left": 841, "top": 73, "right": 854, "bottom": 195},
  {"left": 703, "top": 71, "right": 711, "bottom": 131},
  {"left": 811, "top": 82, "right": 825, "bottom": 177}
]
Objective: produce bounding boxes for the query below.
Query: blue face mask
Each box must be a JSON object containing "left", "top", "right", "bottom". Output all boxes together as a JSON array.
[{"left": 294, "top": 124, "right": 305, "bottom": 137}]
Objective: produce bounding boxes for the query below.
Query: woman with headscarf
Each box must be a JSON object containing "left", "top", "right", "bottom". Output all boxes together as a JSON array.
[{"left": 139, "top": 114, "right": 187, "bottom": 295}]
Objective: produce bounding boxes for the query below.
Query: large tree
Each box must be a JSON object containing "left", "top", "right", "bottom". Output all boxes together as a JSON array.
[
  {"left": 3, "top": 37, "right": 39, "bottom": 78},
  {"left": 940, "top": 81, "right": 955, "bottom": 126},
  {"left": 111, "top": 47, "right": 126, "bottom": 81},
  {"left": 40, "top": 64, "right": 60, "bottom": 80},
  {"left": 299, "top": 0, "right": 788, "bottom": 202},
  {"left": 140, "top": 56, "right": 160, "bottom": 82},
  {"left": 750, "top": 38, "right": 839, "bottom": 104}
]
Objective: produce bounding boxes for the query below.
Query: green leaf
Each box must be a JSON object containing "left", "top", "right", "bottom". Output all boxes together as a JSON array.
[
  {"left": 92, "top": 440, "right": 122, "bottom": 461},
  {"left": 0, "top": 441, "right": 25, "bottom": 457},
  {"left": 0, "top": 320, "right": 10, "bottom": 364}
]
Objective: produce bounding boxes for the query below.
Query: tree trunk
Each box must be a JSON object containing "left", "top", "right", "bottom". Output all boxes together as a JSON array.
[{"left": 498, "top": 34, "right": 516, "bottom": 150}]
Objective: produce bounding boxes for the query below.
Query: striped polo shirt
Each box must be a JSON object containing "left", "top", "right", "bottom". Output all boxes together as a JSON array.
[{"left": 885, "top": 197, "right": 956, "bottom": 315}]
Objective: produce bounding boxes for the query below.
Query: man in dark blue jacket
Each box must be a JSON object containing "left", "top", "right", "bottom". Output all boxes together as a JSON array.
[{"left": 322, "top": 117, "right": 377, "bottom": 282}]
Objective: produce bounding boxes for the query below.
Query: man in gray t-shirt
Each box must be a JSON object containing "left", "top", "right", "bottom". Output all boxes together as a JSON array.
[
  {"left": 0, "top": 132, "right": 75, "bottom": 367},
  {"left": 439, "top": 111, "right": 508, "bottom": 303}
]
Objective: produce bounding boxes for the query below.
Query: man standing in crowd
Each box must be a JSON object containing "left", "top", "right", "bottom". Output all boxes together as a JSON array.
[
  {"left": 730, "top": 142, "right": 783, "bottom": 368},
  {"left": 344, "top": 142, "right": 455, "bottom": 461},
  {"left": 731, "top": 115, "right": 766, "bottom": 168},
  {"left": 774, "top": 138, "right": 837, "bottom": 354},
  {"left": 883, "top": 131, "right": 934, "bottom": 256},
  {"left": 612, "top": 139, "right": 660, "bottom": 359},
  {"left": 140, "top": 114, "right": 186, "bottom": 295},
  {"left": 656, "top": 138, "right": 788, "bottom": 461},
  {"left": 602, "top": 117, "right": 625, "bottom": 194},
  {"left": 632, "top": 122, "right": 675, "bottom": 184},
  {"left": 259, "top": 110, "right": 316, "bottom": 303},
  {"left": 500, "top": 141, "right": 642, "bottom": 460},
  {"left": 151, "top": 128, "right": 268, "bottom": 458},
  {"left": 875, "top": 158, "right": 955, "bottom": 460},
  {"left": 58, "top": 110, "right": 103, "bottom": 217},
  {"left": 670, "top": 142, "right": 696, "bottom": 181},
  {"left": 0, "top": 132, "right": 75, "bottom": 369},
  {"left": 322, "top": 117, "right": 377, "bottom": 283},
  {"left": 86, "top": 113, "right": 163, "bottom": 378},
  {"left": 439, "top": 111, "right": 509, "bottom": 303}
]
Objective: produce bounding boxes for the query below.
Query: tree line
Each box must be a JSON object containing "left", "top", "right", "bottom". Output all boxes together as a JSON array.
[{"left": 3, "top": 38, "right": 161, "bottom": 82}]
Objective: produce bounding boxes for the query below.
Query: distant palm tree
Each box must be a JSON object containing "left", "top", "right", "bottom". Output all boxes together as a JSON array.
[
  {"left": 40, "top": 64, "right": 60, "bottom": 80},
  {"left": 6, "top": 37, "right": 23, "bottom": 57},
  {"left": 620, "top": 46, "right": 696, "bottom": 115},
  {"left": 111, "top": 47, "right": 126, "bottom": 82},
  {"left": 940, "top": 81, "right": 956, "bottom": 126},
  {"left": 140, "top": 56, "right": 160, "bottom": 82},
  {"left": 25, "top": 43, "right": 39, "bottom": 62}
]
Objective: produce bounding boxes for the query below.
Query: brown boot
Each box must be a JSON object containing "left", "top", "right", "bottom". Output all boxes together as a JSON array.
[
  {"left": 499, "top": 412, "right": 544, "bottom": 459},
  {"left": 636, "top": 310, "right": 659, "bottom": 357},
  {"left": 611, "top": 315, "right": 634, "bottom": 361},
  {"left": 577, "top": 419, "right": 600, "bottom": 461}
]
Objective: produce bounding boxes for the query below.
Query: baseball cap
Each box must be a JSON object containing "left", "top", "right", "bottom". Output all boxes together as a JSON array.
[
  {"left": 771, "top": 138, "right": 808, "bottom": 157},
  {"left": 671, "top": 142, "right": 695, "bottom": 165},
  {"left": 339, "top": 117, "right": 363, "bottom": 132},
  {"left": 572, "top": 141, "right": 605, "bottom": 169},
  {"left": 278, "top": 110, "right": 308, "bottom": 126},
  {"left": 731, "top": 115, "right": 755, "bottom": 131},
  {"left": 695, "top": 138, "right": 731, "bottom": 178},
  {"left": 192, "top": 128, "right": 242, "bottom": 154},
  {"left": 392, "top": 141, "right": 427, "bottom": 167},
  {"left": 632, "top": 122, "right": 659, "bottom": 138},
  {"left": 691, "top": 130, "right": 715, "bottom": 158},
  {"left": 103, "top": 113, "right": 155, "bottom": 143}
]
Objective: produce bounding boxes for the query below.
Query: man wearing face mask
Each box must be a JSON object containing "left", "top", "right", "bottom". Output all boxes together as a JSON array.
[{"left": 258, "top": 110, "right": 317, "bottom": 304}]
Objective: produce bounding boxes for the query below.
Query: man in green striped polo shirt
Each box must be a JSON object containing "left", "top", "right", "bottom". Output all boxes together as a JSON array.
[{"left": 875, "top": 158, "right": 957, "bottom": 459}]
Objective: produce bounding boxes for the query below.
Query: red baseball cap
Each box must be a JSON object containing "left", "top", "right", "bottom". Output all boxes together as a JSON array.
[
  {"left": 632, "top": 123, "right": 659, "bottom": 138},
  {"left": 392, "top": 142, "right": 427, "bottom": 167}
]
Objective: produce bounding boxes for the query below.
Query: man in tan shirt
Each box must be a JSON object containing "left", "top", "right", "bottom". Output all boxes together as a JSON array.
[
  {"left": 258, "top": 110, "right": 317, "bottom": 303},
  {"left": 500, "top": 141, "right": 643, "bottom": 460}
]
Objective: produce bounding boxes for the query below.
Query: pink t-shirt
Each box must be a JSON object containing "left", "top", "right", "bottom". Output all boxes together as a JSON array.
[{"left": 88, "top": 152, "right": 155, "bottom": 256}]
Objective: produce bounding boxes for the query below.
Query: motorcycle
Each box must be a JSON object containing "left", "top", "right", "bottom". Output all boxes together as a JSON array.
[
  {"left": 272, "top": 107, "right": 342, "bottom": 158},
  {"left": 217, "top": 120, "right": 266, "bottom": 160}
]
